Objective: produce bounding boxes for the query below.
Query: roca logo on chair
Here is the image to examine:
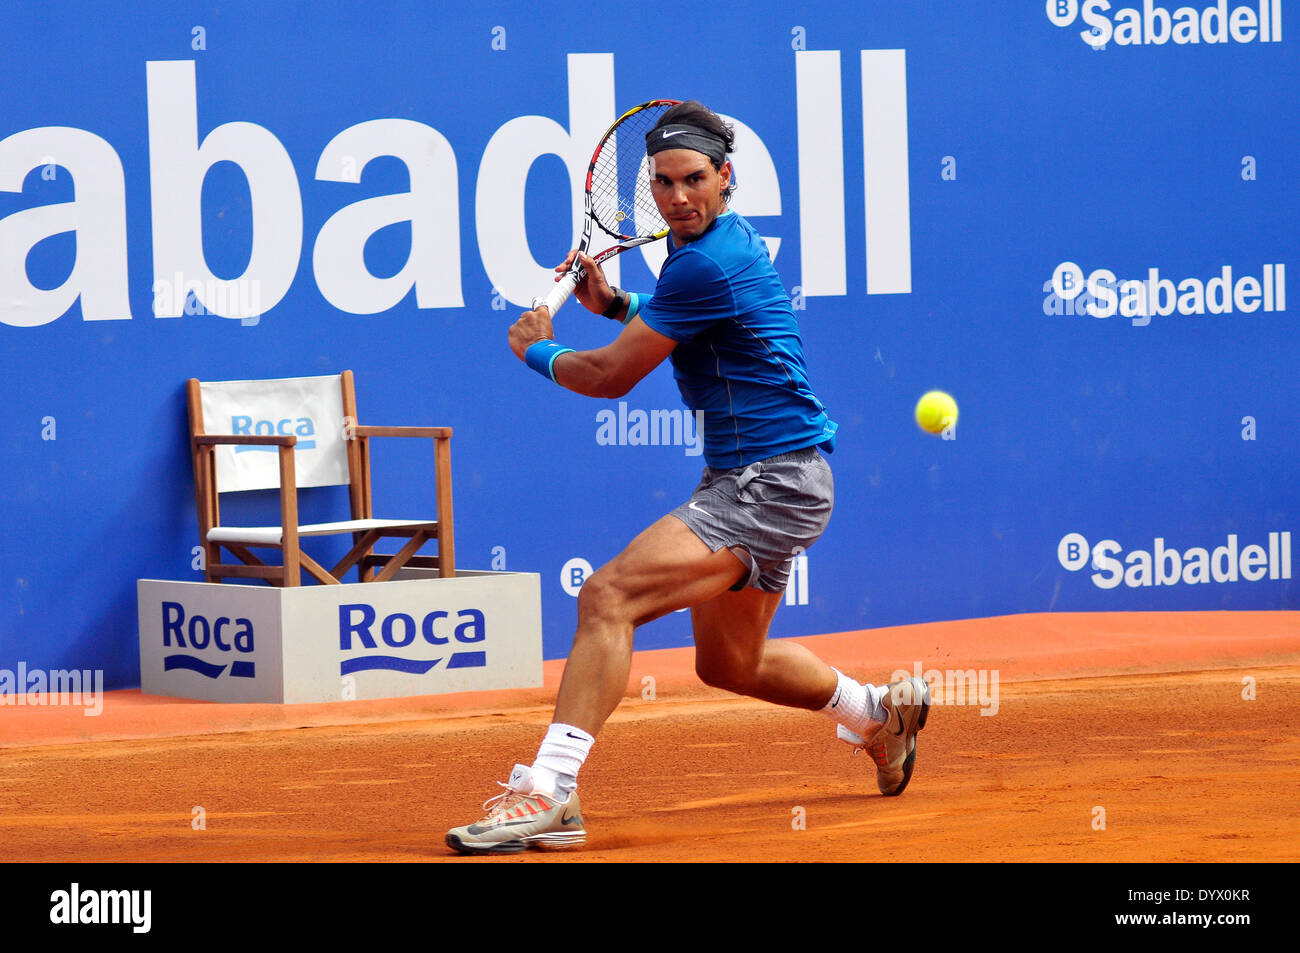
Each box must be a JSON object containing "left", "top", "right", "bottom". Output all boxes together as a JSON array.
[{"left": 230, "top": 414, "right": 319, "bottom": 453}]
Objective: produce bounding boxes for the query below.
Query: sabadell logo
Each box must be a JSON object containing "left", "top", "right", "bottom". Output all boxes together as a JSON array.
[
  {"left": 1058, "top": 532, "right": 1292, "bottom": 589},
  {"left": 1045, "top": 1, "right": 1283, "bottom": 49}
]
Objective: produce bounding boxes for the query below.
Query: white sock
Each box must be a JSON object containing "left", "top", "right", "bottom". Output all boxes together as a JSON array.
[
  {"left": 821, "top": 669, "right": 887, "bottom": 739},
  {"left": 530, "top": 723, "right": 594, "bottom": 798}
]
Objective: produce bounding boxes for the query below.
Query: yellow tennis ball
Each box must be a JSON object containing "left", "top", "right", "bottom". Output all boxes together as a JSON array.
[{"left": 914, "top": 390, "right": 958, "bottom": 435}]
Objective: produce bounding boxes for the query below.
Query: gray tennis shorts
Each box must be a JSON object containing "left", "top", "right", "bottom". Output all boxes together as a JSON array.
[{"left": 669, "top": 446, "right": 834, "bottom": 593}]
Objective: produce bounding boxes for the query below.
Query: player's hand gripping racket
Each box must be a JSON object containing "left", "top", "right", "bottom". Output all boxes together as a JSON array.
[{"left": 531, "top": 99, "right": 679, "bottom": 317}]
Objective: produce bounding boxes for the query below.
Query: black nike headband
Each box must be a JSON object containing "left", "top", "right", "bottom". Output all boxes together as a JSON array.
[{"left": 645, "top": 123, "right": 728, "bottom": 165}]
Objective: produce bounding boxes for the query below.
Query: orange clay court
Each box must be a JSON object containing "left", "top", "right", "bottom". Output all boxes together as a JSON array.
[{"left": 2, "top": 610, "right": 1297, "bottom": 863}]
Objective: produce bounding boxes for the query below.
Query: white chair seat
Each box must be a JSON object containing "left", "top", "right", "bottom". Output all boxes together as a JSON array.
[{"left": 209, "top": 518, "right": 437, "bottom": 546}]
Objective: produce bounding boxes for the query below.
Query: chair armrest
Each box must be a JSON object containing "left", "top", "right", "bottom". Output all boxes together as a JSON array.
[
  {"left": 353, "top": 426, "right": 452, "bottom": 439},
  {"left": 195, "top": 434, "right": 299, "bottom": 447}
]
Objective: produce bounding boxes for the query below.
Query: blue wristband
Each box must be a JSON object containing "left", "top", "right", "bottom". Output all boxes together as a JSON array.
[
  {"left": 626, "top": 292, "right": 644, "bottom": 323},
  {"left": 524, "top": 340, "right": 576, "bottom": 382}
]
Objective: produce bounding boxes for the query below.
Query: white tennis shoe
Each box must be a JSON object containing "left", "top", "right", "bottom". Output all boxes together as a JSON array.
[
  {"left": 445, "top": 764, "right": 585, "bottom": 855},
  {"left": 838, "top": 676, "right": 932, "bottom": 796}
]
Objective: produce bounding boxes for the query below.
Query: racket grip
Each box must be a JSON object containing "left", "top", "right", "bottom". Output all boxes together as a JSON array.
[{"left": 532, "top": 267, "right": 583, "bottom": 316}]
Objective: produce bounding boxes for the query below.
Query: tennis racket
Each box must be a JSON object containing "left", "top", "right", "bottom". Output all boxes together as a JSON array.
[{"left": 531, "top": 98, "right": 679, "bottom": 317}]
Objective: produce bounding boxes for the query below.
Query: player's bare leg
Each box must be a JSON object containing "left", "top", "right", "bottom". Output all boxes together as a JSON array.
[
  {"left": 552, "top": 514, "right": 754, "bottom": 735},
  {"left": 691, "top": 570, "right": 930, "bottom": 796},
  {"left": 691, "top": 586, "right": 837, "bottom": 709}
]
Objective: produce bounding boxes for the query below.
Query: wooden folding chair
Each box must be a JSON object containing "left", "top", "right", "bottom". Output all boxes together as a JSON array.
[{"left": 186, "top": 370, "right": 454, "bottom": 586}]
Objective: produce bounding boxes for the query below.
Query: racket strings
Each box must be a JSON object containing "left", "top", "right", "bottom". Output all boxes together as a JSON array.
[{"left": 589, "top": 105, "right": 672, "bottom": 240}]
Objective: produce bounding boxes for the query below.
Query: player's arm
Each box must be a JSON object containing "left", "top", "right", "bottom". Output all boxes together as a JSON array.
[
  {"left": 551, "top": 318, "right": 676, "bottom": 398},
  {"left": 508, "top": 306, "right": 675, "bottom": 399}
]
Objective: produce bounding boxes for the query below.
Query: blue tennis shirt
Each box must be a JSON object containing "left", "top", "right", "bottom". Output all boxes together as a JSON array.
[{"left": 637, "top": 211, "right": 838, "bottom": 469}]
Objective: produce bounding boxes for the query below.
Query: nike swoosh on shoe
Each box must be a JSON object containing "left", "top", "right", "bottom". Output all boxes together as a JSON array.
[{"left": 465, "top": 818, "right": 540, "bottom": 834}]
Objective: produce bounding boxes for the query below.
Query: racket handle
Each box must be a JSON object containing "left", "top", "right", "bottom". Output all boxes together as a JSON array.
[{"left": 532, "top": 267, "right": 583, "bottom": 316}]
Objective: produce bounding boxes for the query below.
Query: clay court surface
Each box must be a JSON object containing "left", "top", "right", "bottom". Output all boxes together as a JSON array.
[{"left": 2, "top": 611, "right": 1297, "bottom": 863}]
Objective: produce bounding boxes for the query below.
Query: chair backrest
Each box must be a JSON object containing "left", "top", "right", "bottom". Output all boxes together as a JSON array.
[{"left": 193, "top": 374, "right": 352, "bottom": 492}]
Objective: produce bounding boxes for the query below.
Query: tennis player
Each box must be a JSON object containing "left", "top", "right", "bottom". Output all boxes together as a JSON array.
[{"left": 446, "top": 101, "right": 930, "bottom": 855}]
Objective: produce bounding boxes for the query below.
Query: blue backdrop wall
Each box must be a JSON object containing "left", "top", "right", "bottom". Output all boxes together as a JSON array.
[{"left": 2, "top": 0, "right": 1296, "bottom": 689}]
